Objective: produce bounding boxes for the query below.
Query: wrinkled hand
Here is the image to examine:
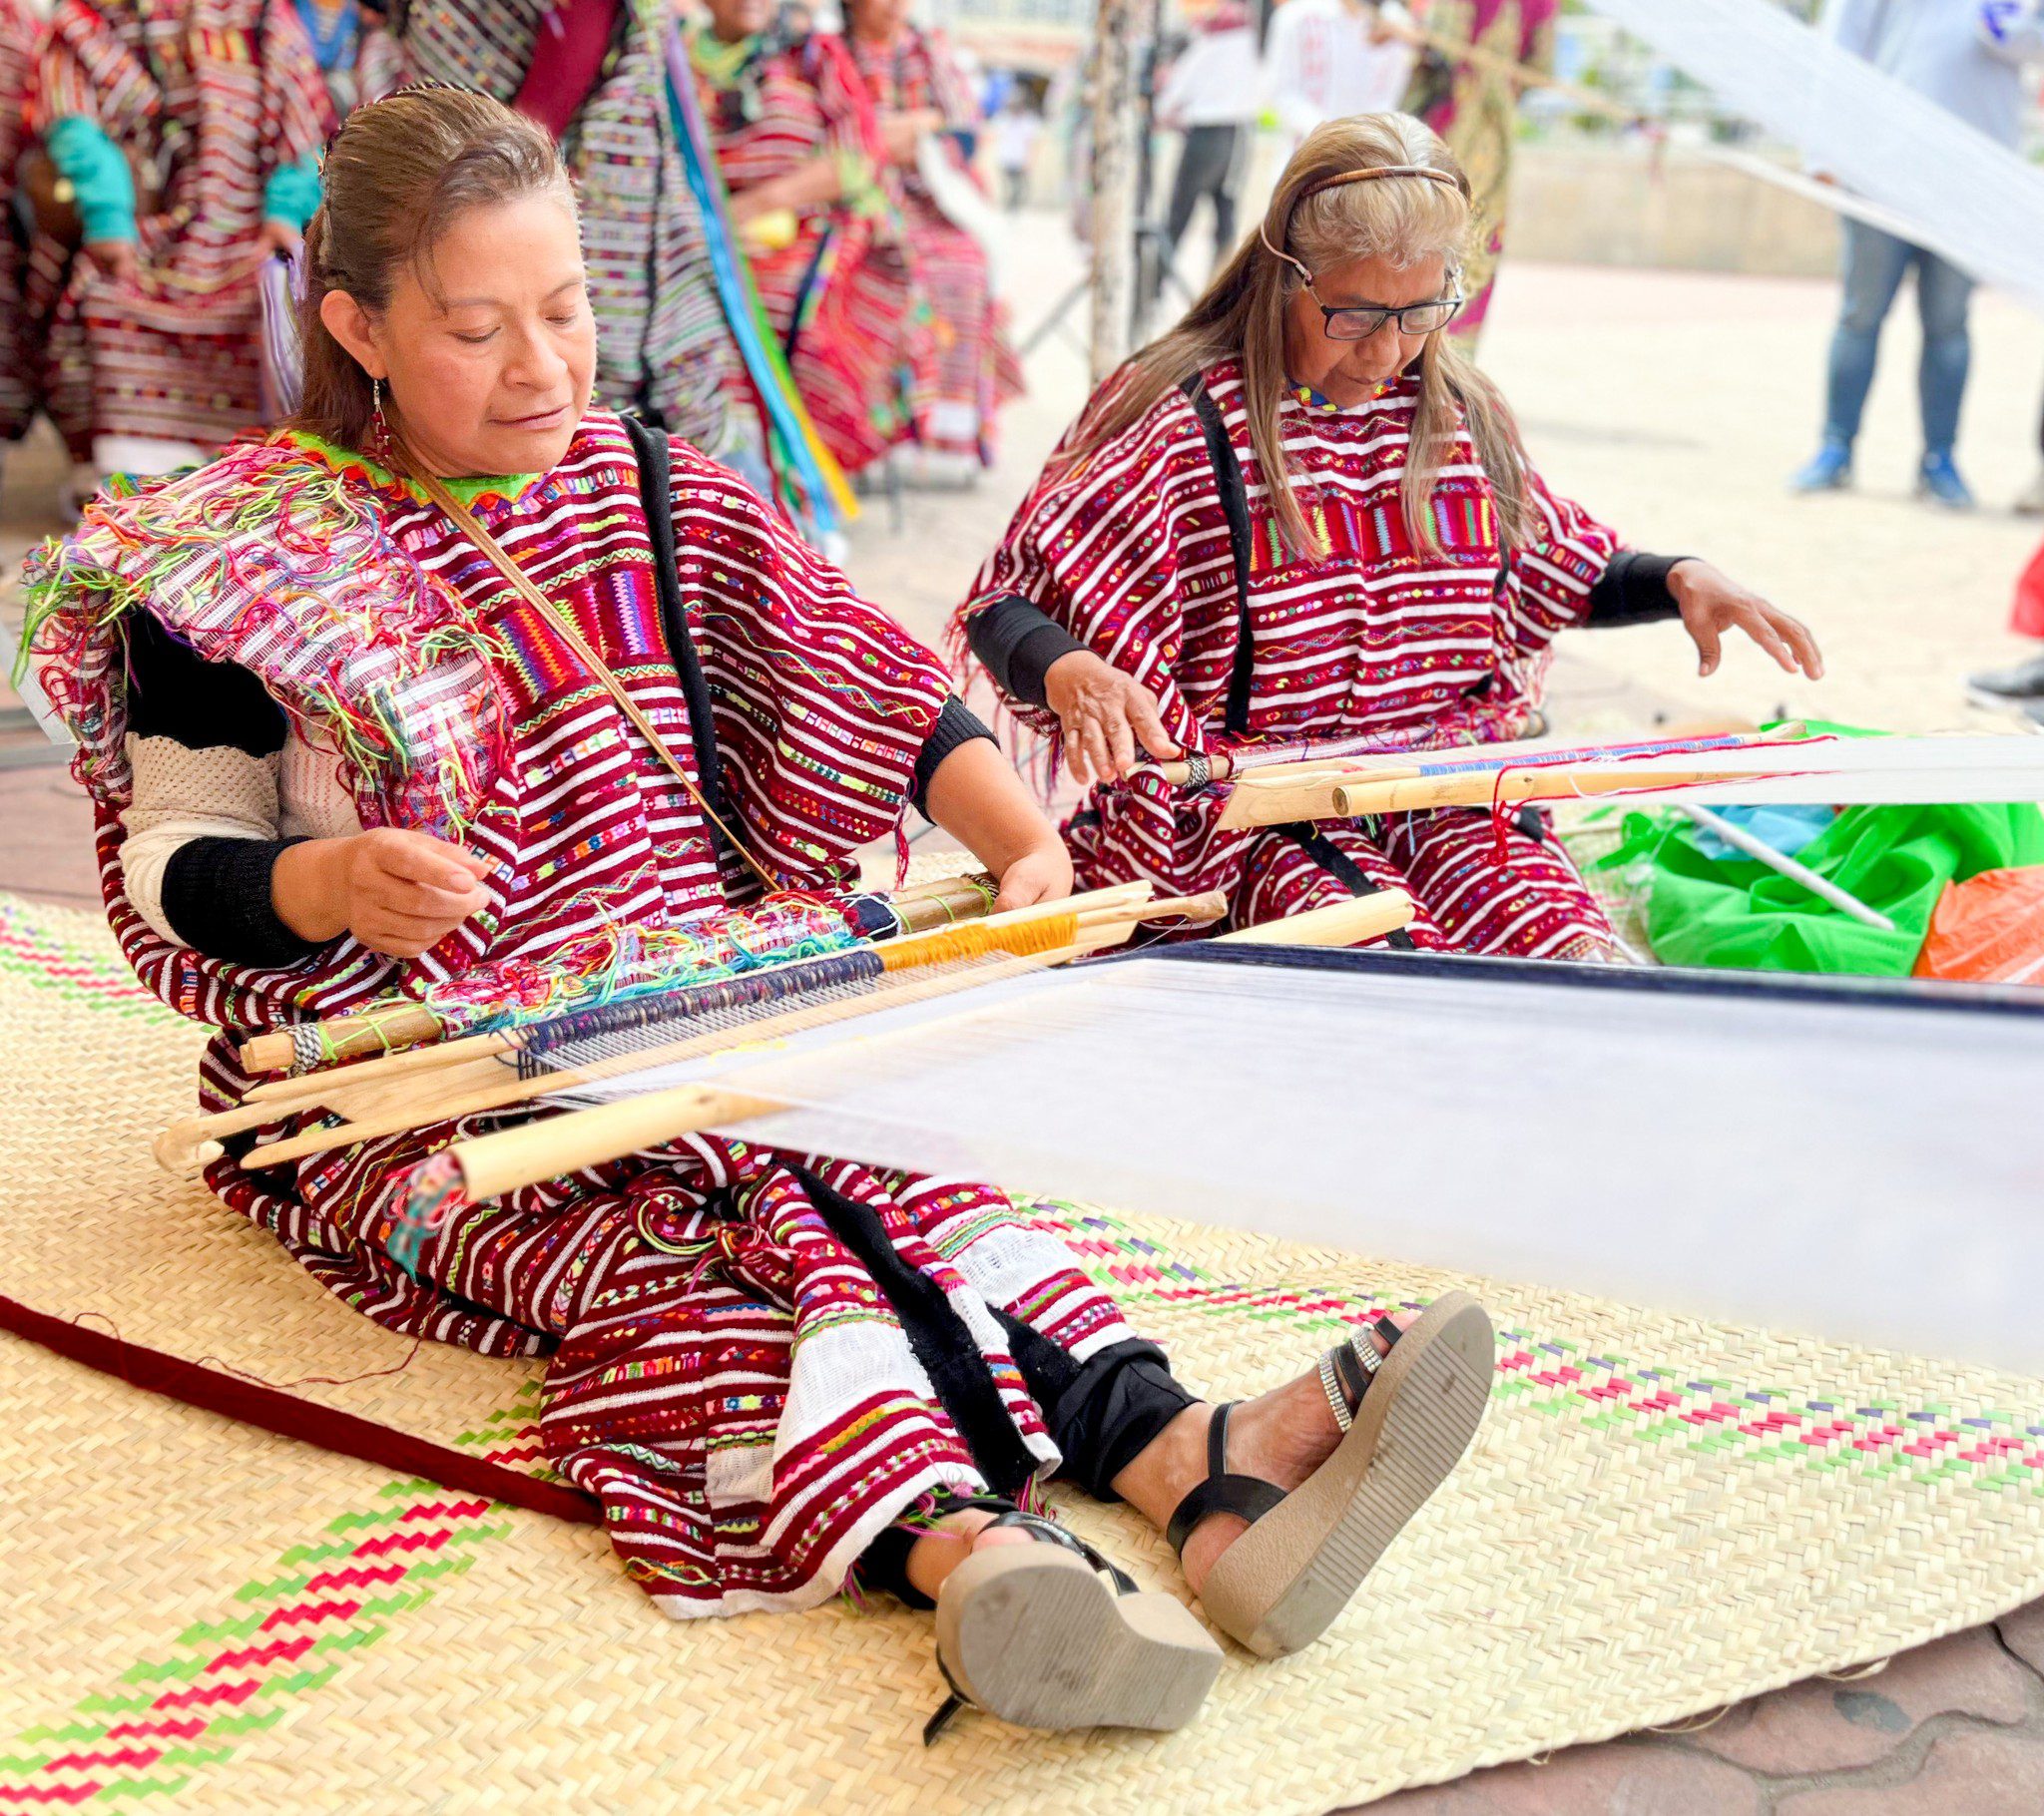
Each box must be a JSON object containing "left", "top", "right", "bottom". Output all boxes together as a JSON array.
[
  {"left": 309, "top": 829, "right": 492, "bottom": 959},
  {"left": 256, "top": 218, "right": 303, "bottom": 260},
  {"left": 1671, "top": 560, "right": 1824, "bottom": 681},
  {"left": 879, "top": 113, "right": 927, "bottom": 166},
  {"left": 85, "top": 238, "right": 138, "bottom": 284},
  {"left": 990, "top": 839, "right": 1075, "bottom": 913},
  {"left": 1044, "top": 650, "right": 1181, "bottom": 786}
]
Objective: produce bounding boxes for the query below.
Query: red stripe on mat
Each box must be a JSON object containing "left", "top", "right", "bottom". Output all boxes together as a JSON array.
[{"left": 0, "top": 1290, "right": 603, "bottom": 1527}]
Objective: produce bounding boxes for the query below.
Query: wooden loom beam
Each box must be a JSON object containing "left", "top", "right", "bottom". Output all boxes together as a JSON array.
[
  {"left": 162, "top": 891, "right": 1227, "bottom": 1177},
  {"left": 439, "top": 890, "right": 1418, "bottom": 1206}
]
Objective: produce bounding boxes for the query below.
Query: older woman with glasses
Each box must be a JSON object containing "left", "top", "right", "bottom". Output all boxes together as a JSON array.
[{"left": 957, "top": 114, "right": 1822, "bottom": 958}]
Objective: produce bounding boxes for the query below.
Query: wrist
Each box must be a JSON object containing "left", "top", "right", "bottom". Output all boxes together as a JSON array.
[
  {"left": 1667, "top": 558, "right": 1707, "bottom": 606},
  {"left": 271, "top": 837, "right": 351, "bottom": 943},
  {"left": 1043, "top": 648, "right": 1101, "bottom": 706}
]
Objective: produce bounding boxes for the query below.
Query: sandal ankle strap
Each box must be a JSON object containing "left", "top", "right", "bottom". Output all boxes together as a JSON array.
[{"left": 1164, "top": 1402, "right": 1287, "bottom": 1557}]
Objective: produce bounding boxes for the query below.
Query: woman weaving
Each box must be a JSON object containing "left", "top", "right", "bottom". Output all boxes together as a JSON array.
[
  {"left": 961, "top": 115, "right": 1824, "bottom": 957},
  {"left": 23, "top": 87, "right": 1495, "bottom": 1739}
]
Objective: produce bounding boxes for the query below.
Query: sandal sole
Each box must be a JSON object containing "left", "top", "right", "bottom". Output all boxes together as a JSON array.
[
  {"left": 1200, "top": 1292, "right": 1495, "bottom": 1658},
  {"left": 935, "top": 1546, "right": 1222, "bottom": 1733}
]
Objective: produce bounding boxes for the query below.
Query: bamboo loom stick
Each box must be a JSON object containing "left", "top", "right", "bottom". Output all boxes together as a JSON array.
[
  {"left": 1216, "top": 727, "right": 1816, "bottom": 830},
  {"left": 1328, "top": 765, "right": 1773, "bottom": 819},
  {"left": 161, "top": 884, "right": 1167, "bottom": 1169},
  {"left": 1217, "top": 767, "right": 1421, "bottom": 829},
  {"left": 456, "top": 1085, "right": 792, "bottom": 1204},
  {"left": 235, "top": 881, "right": 1155, "bottom": 1078},
  {"left": 382, "top": 920, "right": 1152, "bottom": 1200},
  {"left": 1216, "top": 890, "right": 1414, "bottom": 949},
  {"left": 218, "top": 897, "right": 1226, "bottom": 1175}
]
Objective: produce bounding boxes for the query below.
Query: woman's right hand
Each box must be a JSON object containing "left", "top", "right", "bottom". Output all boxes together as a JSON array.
[
  {"left": 1043, "top": 650, "right": 1181, "bottom": 786},
  {"left": 273, "top": 829, "right": 492, "bottom": 959},
  {"left": 85, "top": 238, "right": 138, "bottom": 283}
]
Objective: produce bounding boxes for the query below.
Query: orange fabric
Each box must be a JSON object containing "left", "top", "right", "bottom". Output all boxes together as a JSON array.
[{"left": 1911, "top": 866, "right": 2044, "bottom": 985}]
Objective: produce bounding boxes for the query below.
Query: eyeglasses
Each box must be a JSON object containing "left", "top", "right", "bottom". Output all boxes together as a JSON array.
[{"left": 1307, "top": 283, "right": 1464, "bottom": 341}]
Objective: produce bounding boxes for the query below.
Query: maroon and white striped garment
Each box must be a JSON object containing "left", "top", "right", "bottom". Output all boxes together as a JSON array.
[
  {"left": 692, "top": 29, "right": 934, "bottom": 474},
  {"left": 36, "top": 0, "right": 335, "bottom": 460},
  {"left": 0, "top": 0, "right": 43, "bottom": 443},
  {"left": 835, "top": 26, "right": 1023, "bottom": 464},
  {"left": 33, "top": 409, "right": 1144, "bottom": 1615},
  {"left": 959, "top": 357, "right": 1623, "bottom": 960}
]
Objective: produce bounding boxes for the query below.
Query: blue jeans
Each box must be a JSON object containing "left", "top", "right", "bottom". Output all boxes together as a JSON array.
[{"left": 1822, "top": 221, "right": 1973, "bottom": 457}]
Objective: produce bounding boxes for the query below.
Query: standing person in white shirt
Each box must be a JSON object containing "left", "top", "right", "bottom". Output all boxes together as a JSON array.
[
  {"left": 1157, "top": 2, "right": 1262, "bottom": 274},
  {"left": 1264, "top": 0, "right": 1416, "bottom": 149},
  {"left": 992, "top": 90, "right": 1043, "bottom": 212}
]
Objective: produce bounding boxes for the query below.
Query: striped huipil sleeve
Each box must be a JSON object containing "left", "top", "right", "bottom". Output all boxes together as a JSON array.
[
  {"left": 1495, "top": 460, "right": 1627, "bottom": 667},
  {"left": 954, "top": 388, "right": 1209, "bottom": 750}
]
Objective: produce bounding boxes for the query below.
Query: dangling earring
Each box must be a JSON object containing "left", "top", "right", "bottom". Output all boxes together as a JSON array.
[{"left": 371, "top": 375, "right": 385, "bottom": 427}]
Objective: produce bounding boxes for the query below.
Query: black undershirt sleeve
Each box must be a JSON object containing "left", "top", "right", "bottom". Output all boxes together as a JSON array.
[
  {"left": 966, "top": 596, "right": 1085, "bottom": 710},
  {"left": 161, "top": 835, "right": 319, "bottom": 967},
  {"left": 910, "top": 695, "right": 997, "bottom": 819},
  {"left": 1586, "top": 552, "right": 1689, "bottom": 628},
  {"left": 125, "top": 615, "right": 321, "bottom": 967}
]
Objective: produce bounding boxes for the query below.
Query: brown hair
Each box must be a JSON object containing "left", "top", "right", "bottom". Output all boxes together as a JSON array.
[
  {"left": 1063, "top": 113, "right": 1530, "bottom": 562},
  {"left": 292, "top": 85, "right": 574, "bottom": 450}
]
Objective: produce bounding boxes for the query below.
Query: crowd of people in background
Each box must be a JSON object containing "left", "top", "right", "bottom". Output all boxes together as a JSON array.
[
  {"left": 5, "top": 0, "right": 2044, "bottom": 659},
  {"left": 0, "top": 0, "right": 1021, "bottom": 518}
]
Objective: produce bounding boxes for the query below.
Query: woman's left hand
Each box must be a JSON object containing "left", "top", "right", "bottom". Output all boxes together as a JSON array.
[
  {"left": 1670, "top": 560, "right": 1823, "bottom": 681},
  {"left": 991, "top": 838, "right": 1075, "bottom": 913},
  {"left": 256, "top": 219, "right": 302, "bottom": 260}
]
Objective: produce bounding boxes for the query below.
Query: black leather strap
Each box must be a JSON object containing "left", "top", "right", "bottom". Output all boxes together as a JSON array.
[
  {"left": 620, "top": 412, "right": 739, "bottom": 892},
  {"left": 1331, "top": 1341, "right": 1373, "bottom": 1409},
  {"left": 1178, "top": 375, "right": 1257, "bottom": 736},
  {"left": 986, "top": 1509, "right": 1139, "bottom": 1595},
  {"left": 1274, "top": 822, "right": 1419, "bottom": 951},
  {"left": 1164, "top": 1402, "right": 1288, "bottom": 1557}
]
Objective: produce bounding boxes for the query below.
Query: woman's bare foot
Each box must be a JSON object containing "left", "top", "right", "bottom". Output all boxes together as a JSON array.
[
  {"left": 901, "top": 1507, "right": 1037, "bottom": 1601},
  {"left": 1113, "top": 1310, "right": 1421, "bottom": 1593}
]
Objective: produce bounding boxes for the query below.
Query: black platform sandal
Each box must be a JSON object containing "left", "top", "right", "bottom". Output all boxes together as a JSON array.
[
  {"left": 1167, "top": 1292, "right": 1495, "bottom": 1658},
  {"left": 926, "top": 1508, "right": 1222, "bottom": 1743}
]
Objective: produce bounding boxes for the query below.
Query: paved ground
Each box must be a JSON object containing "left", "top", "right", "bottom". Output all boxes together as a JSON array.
[{"left": 2, "top": 212, "right": 2040, "bottom": 1811}]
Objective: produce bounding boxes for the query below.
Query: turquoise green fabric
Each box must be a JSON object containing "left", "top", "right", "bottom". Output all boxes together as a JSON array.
[
  {"left": 261, "top": 152, "right": 322, "bottom": 231},
  {"left": 44, "top": 116, "right": 135, "bottom": 244},
  {"left": 1587, "top": 723, "right": 2044, "bottom": 975}
]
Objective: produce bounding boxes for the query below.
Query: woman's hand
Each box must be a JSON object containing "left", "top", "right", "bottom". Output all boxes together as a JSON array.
[
  {"left": 273, "top": 829, "right": 492, "bottom": 959},
  {"left": 988, "top": 837, "right": 1074, "bottom": 913},
  {"left": 1044, "top": 651, "right": 1182, "bottom": 785},
  {"left": 919, "top": 736, "right": 1075, "bottom": 912},
  {"left": 85, "top": 238, "right": 138, "bottom": 284},
  {"left": 1670, "top": 560, "right": 1824, "bottom": 681},
  {"left": 879, "top": 109, "right": 946, "bottom": 166},
  {"left": 256, "top": 218, "right": 303, "bottom": 260}
]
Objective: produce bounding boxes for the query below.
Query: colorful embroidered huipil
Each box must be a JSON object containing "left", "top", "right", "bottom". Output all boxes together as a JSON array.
[
  {"left": 958, "top": 359, "right": 1622, "bottom": 960},
  {"left": 293, "top": 0, "right": 401, "bottom": 119},
  {"left": 394, "top": 0, "right": 763, "bottom": 473},
  {"left": 838, "top": 25, "right": 1022, "bottom": 465},
  {"left": 22, "top": 408, "right": 1142, "bottom": 1615},
  {"left": 0, "top": 0, "right": 43, "bottom": 443},
  {"left": 689, "top": 26, "right": 935, "bottom": 476},
  {"left": 35, "top": 0, "right": 335, "bottom": 460}
]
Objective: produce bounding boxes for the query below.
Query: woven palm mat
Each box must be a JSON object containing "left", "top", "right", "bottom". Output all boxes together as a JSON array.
[{"left": 2, "top": 894, "right": 2041, "bottom": 1813}]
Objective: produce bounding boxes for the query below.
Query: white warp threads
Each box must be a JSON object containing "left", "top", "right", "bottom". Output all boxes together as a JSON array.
[{"left": 1583, "top": 0, "right": 2044, "bottom": 312}]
